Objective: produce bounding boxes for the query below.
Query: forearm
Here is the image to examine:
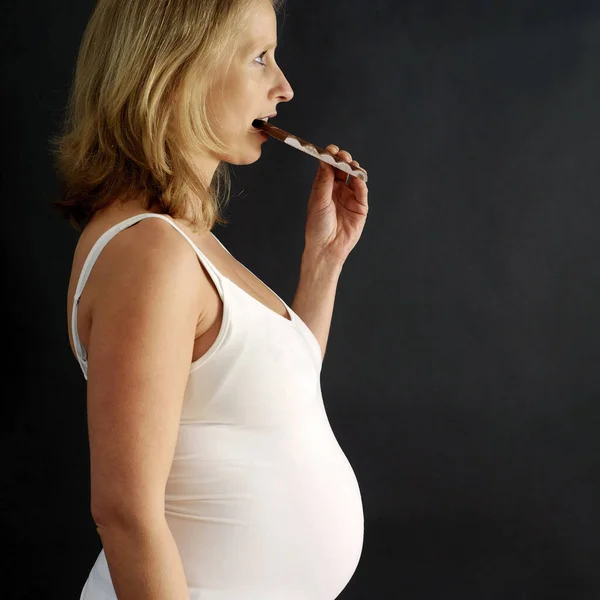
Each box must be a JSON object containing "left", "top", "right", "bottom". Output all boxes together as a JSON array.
[
  {"left": 96, "top": 517, "right": 189, "bottom": 600},
  {"left": 291, "top": 252, "right": 343, "bottom": 361}
]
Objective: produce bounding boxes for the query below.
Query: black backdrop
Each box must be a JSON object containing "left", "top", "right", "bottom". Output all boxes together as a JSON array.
[{"left": 2, "top": 0, "right": 600, "bottom": 598}]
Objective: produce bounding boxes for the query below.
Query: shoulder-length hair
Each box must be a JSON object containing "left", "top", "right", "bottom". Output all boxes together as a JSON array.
[{"left": 49, "top": 0, "right": 283, "bottom": 234}]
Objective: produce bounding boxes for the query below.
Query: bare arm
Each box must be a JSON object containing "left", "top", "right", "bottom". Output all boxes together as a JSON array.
[
  {"left": 291, "top": 252, "right": 343, "bottom": 362},
  {"left": 84, "top": 219, "right": 205, "bottom": 600}
]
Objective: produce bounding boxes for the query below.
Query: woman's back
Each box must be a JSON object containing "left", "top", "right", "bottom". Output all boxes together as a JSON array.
[{"left": 70, "top": 210, "right": 364, "bottom": 600}]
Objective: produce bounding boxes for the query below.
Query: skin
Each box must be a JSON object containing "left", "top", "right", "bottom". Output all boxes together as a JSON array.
[
  {"left": 199, "top": 0, "right": 368, "bottom": 267},
  {"left": 201, "top": 0, "right": 295, "bottom": 175}
]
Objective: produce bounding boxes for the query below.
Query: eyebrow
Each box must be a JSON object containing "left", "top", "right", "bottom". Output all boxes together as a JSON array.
[{"left": 244, "top": 39, "right": 278, "bottom": 53}]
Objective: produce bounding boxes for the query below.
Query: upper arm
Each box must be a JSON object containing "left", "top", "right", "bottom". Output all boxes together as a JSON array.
[{"left": 85, "top": 219, "right": 203, "bottom": 526}]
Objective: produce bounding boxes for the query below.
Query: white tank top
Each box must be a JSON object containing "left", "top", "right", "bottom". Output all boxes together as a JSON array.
[{"left": 74, "top": 213, "right": 364, "bottom": 600}]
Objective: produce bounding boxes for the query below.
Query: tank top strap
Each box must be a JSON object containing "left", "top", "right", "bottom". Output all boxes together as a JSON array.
[{"left": 71, "top": 212, "right": 226, "bottom": 378}]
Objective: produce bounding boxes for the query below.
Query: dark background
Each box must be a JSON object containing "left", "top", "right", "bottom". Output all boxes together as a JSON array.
[{"left": 2, "top": 0, "right": 600, "bottom": 598}]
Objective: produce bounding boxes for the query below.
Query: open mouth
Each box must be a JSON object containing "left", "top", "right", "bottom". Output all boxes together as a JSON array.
[{"left": 252, "top": 113, "right": 276, "bottom": 129}]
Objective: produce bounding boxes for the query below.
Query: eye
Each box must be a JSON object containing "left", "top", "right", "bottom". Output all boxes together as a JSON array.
[{"left": 254, "top": 50, "right": 268, "bottom": 67}]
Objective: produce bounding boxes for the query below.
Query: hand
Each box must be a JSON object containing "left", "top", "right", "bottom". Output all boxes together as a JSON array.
[{"left": 305, "top": 144, "right": 369, "bottom": 267}]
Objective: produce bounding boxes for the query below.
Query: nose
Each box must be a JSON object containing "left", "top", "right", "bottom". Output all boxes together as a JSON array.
[{"left": 273, "top": 69, "right": 294, "bottom": 103}]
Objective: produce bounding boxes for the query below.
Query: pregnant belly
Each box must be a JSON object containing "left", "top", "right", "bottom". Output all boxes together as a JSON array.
[
  {"left": 277, "top": 449, "right": 365, "bottom": 599},
  {"left": 166, "top": 437, "right": 364, "bottom": 599}
]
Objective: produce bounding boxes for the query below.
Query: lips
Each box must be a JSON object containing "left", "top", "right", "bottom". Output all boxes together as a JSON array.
[{"left": 252, "top": 113, "right": 277, "bottom": 128}]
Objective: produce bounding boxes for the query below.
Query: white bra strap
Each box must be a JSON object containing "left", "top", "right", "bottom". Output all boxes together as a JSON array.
[{"left": 71, "top": 213, "right": 226, "bottom": 377}]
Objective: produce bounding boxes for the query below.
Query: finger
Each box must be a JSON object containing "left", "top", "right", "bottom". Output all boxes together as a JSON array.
[
  {"left": 314, "top": 156, "right": 335, "bottom": 192},
  {"left": 339, "top": 159, "right": 362, "bottom": 185},
  {"left": 332, "top": 150, "right": 351, "bottom": 181},
  {"left": 350, "top": 159, "right": 368, "bottom": 179},
  {"left": 349, "top": 171, "right": 369, "bottom": 197},
  {"left": 325, "top": 145, "right": 355, "bottom": 181},
  {"left": 337, "top": 149, "right": 352, "bottom": 163}
]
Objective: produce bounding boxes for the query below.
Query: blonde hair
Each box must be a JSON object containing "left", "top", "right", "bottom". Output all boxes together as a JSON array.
[{"left": 49, "top": 0, "right": 284, "bottom": 234}]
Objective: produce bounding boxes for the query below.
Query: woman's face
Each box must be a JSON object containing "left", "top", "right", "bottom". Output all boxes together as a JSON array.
[{"left": 210, "top": 0, "right": 294, "bottom": 165}]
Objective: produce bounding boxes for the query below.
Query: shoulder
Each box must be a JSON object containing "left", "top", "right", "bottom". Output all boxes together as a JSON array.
[
  {"left": 84, "top": 215, "right": 205, "bottom": 314},
  {"left": 94, "top": 216, "right": 199, "bottom": 276},
  {"left": 104, "top": 215, "right": 196, "bottom": 259}
]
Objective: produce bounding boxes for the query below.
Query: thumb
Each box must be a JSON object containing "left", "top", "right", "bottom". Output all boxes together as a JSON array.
[{"left": 312, "top": 160, "right": 334, "bottom": 194}]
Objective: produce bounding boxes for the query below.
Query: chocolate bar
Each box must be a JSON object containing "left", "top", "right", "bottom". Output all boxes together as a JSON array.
[{"left": 252, "top": 120, "right": 368, "bottom": 183}]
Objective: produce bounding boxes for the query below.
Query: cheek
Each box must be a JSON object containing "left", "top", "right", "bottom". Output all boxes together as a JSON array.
[{"left": 210, "top": 72, "right": 259, "bottom": 130}]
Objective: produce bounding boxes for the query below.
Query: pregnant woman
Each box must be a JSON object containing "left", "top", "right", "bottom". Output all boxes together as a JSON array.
[{"left": 51, "top": 0, "right": 369, "bottom": 598}]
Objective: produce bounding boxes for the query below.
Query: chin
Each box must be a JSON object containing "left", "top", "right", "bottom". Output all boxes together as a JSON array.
[{"left": 218, "top": 132, "right": 265, "bottom": 165}]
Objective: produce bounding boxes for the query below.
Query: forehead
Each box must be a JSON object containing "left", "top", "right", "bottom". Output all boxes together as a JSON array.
[{"left": 238, "top": 0, "right": 278, "bottom": 51}]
